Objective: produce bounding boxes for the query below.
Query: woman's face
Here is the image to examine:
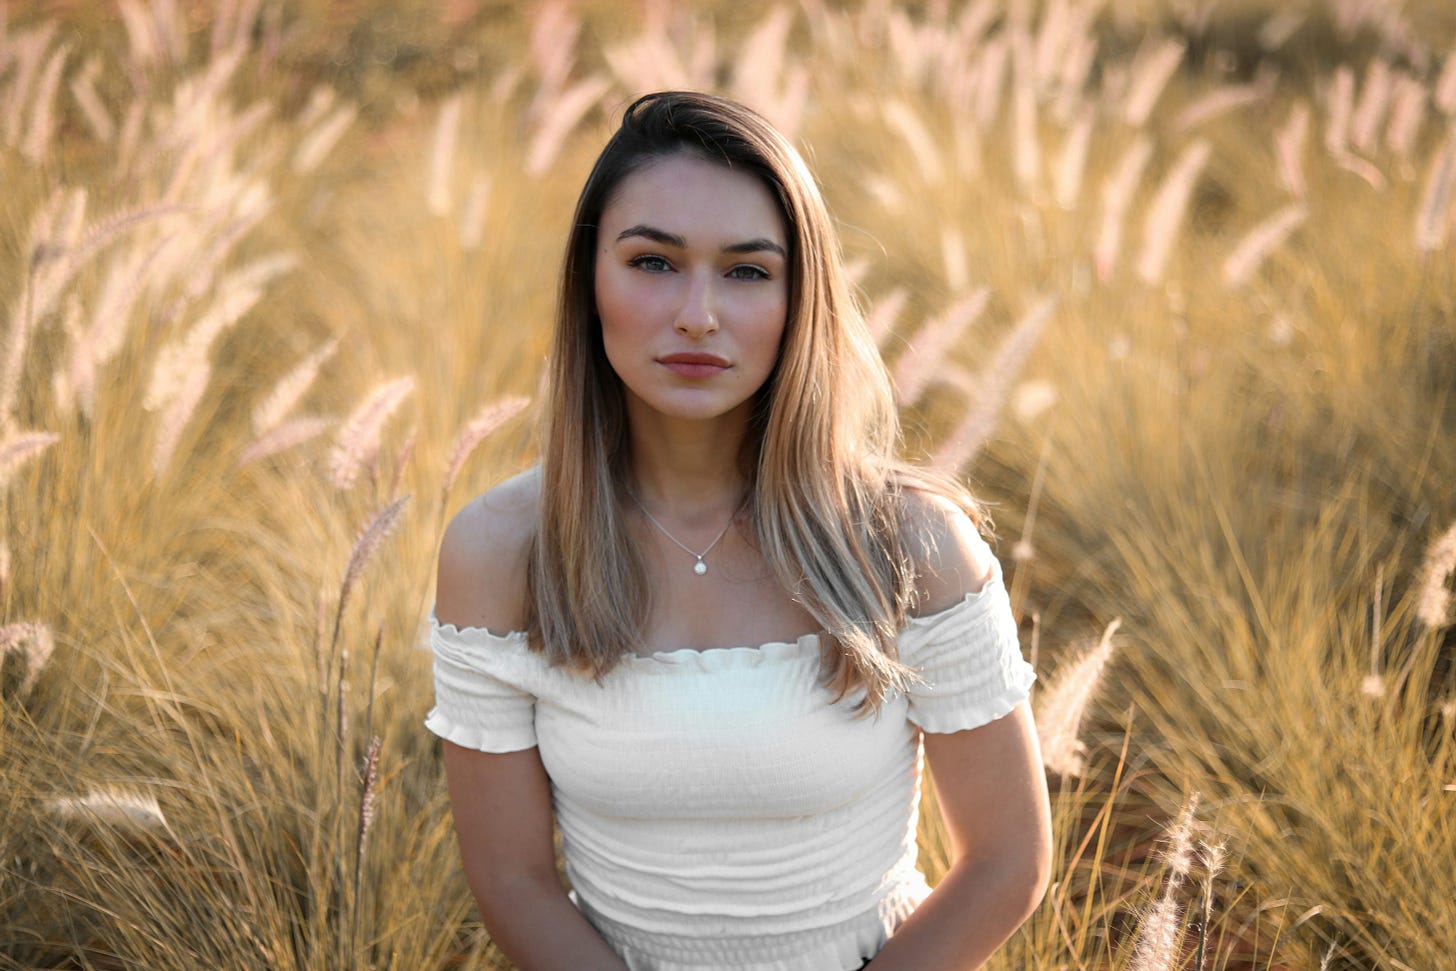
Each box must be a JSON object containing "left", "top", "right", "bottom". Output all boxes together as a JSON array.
[{"left": 594, "top": 153, "right": 790, "bottom": 430}]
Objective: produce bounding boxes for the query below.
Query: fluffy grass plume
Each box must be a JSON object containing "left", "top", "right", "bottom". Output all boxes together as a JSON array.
[
  {"left": 251, "top": 336, "right": 338, "bottom": 437},
  {"left": 48, "top": 787, "right": 169, "bottom": 833},
  {"left": 0, "top": 430, "right": 58, "bottom": 489},
  {"left": 1035, "top": 618, "right": 1119, "bottom": 779},
  {"left": 441, "top": 395, "right": 532, "bottom": 500},
  {"left": 1416, "top": 521, "right": 1456, "bottom": 629},
  {"left": 1222, "top": 204, "right": 1307, "bottom": 288},
  {"left": 0, "top": 621, "right": 54, "bottom": 696},
  {"left": 328, "top": 376, "right": 415, "bottom": 490}
]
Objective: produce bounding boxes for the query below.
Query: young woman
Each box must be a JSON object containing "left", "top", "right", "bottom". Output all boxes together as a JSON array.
[{"left": 427, "top": 91, "right": 1051, "bottom": 971}]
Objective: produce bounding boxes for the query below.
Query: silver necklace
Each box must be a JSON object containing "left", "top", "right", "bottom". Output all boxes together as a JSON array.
[{"left": 632, "top": 495, "right": 742, "bottom": 576}]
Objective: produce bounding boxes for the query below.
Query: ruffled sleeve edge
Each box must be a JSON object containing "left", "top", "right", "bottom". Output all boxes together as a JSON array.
[
  {"left": 427, "top": 609, "right": 540, "bottom": 666},
  {"left": 423, "top": 707, "right": 538, "bottom": 753},
  {"left": 425, "top": 608, "right": 540, "bottom": 753},
  {"left": 906, "top": 661, "right": 1036, "bottom": 734},
  {"left": 898, "top": 552, "right": 1038, "bottom": 734},
  {"left": 429, "top": 608, "right": 530, "bottom": 645}
]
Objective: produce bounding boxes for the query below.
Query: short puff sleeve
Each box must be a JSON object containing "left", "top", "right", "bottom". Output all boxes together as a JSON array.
[
  {"left": 424, "top": 610, "right": 538, "bottom": 753},
  {"left": 899, "top": 554, "right": 1036, "bottom": 734}
]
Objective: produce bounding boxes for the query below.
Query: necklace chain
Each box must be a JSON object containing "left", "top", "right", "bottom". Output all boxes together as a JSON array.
[{"left": 631, "top": 494, "right": 744, "bottom": 576}]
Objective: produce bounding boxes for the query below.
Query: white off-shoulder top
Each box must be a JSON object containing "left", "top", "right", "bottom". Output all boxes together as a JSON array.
[{"left": 425, "top": 546, "right": 1035, "bottom": 971}]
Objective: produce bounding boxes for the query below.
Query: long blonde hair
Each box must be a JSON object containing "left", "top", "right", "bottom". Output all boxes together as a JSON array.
[{"left": 528, "top": 91, "right": 979, "bottom": 711}]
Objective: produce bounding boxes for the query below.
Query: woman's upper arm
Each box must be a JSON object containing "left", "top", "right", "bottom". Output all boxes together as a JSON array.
[
  {"left": 904, "top": 490, "right": 1051, "bottom": 889},
  {"left": 435, "top": 471, "right": 555, "bottom": 883},
  {"left": 922, "top": 705, "right": 1051, "bottom": 886},
  {"left": 442, "top": 739, "right": 560, "bottom": 892}
]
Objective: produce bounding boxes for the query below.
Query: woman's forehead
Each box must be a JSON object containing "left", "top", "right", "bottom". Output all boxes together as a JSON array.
[{"left": 601, "top": 154, "right": 788, "bottom": 245}]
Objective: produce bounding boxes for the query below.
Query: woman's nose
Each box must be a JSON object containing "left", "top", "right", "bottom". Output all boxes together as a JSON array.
[{"left": 675, "top": 274, "right": 719, "bottom": 337}]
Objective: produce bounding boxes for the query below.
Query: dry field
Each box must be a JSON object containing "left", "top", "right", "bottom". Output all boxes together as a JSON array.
[{"left": 2, "top": 1, "right": 1454, "bottom": 969}]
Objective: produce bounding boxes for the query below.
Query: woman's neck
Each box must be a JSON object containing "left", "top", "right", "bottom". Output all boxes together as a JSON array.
[{"left": 625, "top": 407, "right": 752, "bottom": 521}]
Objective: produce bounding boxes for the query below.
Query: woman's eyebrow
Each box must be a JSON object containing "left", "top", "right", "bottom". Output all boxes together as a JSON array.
[
  {"left": 615, "top": 224, "right": 786, "bottom": 259},
  {"left": 722, "top": 238, "right": 787, "bottom": 258},
  {"left": 616, "top": 224, "right": 686, "bottom": 248}
]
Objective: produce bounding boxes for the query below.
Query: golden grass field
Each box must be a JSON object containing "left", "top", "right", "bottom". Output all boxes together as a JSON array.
[{"left": 2, "top": 1, "right": 1454, "bottom": 969}]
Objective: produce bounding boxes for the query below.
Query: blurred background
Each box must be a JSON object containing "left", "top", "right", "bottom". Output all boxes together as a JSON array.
[{"left": 1, "top": 1, "right": 1454, "bottom": 968}]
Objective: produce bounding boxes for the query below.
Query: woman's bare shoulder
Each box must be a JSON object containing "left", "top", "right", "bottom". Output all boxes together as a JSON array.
[
  {"left": 435, "top": 468, "right": 540, "bottom": 632},
  {"left": 898, "top": 487, "right": 996, "bottom": 616}
]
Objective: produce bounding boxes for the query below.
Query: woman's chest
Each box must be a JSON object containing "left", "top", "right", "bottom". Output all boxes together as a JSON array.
[
  {"left": 633, "top": 547, "right": 821, "bottom": 655},
  {"left": 532, "top": 653, "right": 917, "bottom": 819}
]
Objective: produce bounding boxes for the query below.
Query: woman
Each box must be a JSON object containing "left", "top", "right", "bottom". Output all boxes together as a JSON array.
[{"left": 428, "top": 91, "right": 1051, "bottom": 970}]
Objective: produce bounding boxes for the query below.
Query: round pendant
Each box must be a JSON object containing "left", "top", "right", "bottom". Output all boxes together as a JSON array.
[{"left": 693, "top": 560, "right": 708, "bottom": 576}]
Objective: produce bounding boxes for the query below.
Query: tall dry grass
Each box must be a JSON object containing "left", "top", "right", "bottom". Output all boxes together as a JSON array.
[{"left": 2, "top": 2, "right": 1453, "bottom": 969}]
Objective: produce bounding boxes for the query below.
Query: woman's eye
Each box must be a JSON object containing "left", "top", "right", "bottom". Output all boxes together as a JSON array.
[
  {"left": 628, "top": 255, "right": 671, "bottom": 272},
  {"left": 727, "top": 264, "right": 770, "bottom": 281}
]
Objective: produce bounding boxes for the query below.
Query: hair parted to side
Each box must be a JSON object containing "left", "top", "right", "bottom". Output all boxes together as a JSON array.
[{"left": 528, "top": 90, "right": 981, "bottom": 711}]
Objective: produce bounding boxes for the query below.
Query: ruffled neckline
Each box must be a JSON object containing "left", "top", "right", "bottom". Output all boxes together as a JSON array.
[
  {"left": 427, "top": 565, "right": 1005, "bottom": 672},
  {"left": 428, "top": 611, "right": 820, "bottom": 670}
]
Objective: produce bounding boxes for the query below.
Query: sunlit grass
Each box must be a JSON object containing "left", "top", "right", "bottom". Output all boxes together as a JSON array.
[{"left": 2, "top": 2, "right": 1453, "bottom": 969}]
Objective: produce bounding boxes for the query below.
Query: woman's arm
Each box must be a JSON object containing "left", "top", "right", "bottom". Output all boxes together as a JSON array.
[
  {"left": 868, "top": 494, "right": 1053, "bottom": 969},
  {"left": 866, "top": 706, "right": 1051, "bottom": 970},
  {"left": 441, "top": 741, "right": 628, "bottom": 970},
  {"left": 435, "top": 478, "right": 628, "bottom": 970}
]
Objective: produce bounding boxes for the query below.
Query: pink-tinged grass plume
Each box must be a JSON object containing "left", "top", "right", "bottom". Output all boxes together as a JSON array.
[
  {"left": 22, "top": 42, "right": 66, "bottom": 164},
  {"left": 253, "top": 337, "right": 339, "bottom": 437},
  {"left": 442, "top": 395, "right": 532, "bottom": 500},
  {"left": 1352, "top": 59, "right": 1393, "bottom": 154},
  {"left": 1094, "top": 135, "right": 1153, "bottom": 282},
  {"left": 1223, "top": 204, "right": 1307, "bottom": 289},
  {"left": 337, "top": 494, "right": 410, "bottom": 632},
  {"left": 0, "top": 430, "right": 58, "bottom": 491},
  {"left": 1435, "top": 47, "right": 1456, "bottom": 116},
  {"left": 328, "top": 377, "right": 415, "bottom": 490},
  {"left": 1386, "top": 75, "right": 1427, "bottom": 163},
  {"left": 1324, "top": 65, "right": 1355, "bottom": 158},
  {"left": 893, "top": 289, "right": 990, "bottom": 406},
  {"left": 292, "top": 102, "right": 356, "bottom": 174},
  {"left": 1011, "top": 25, "right": 1041, "bottom": 194},
  {"left": 1275, "top": 101, "right": 1311, "bottom": 198},
  {"left": 1053, "top": 105, "right": 1094, "bottom": 211},
  {"left": 239, "top": 415, "right": 332, "bottom": 467},
  {"left": 525, "top": 76, "right": 609, "bottom": 178},
  {"left": 1123, "top": 37, "right": 1185, "bottom": 128},
  {"left": 70, "top": 56, "right": 114, "bottom": 142},
  {"left": 1416, "top": 128, "right": 1456, "bottom": 252},
  {"left": 1137, "top": 139, "right": 1210, "bottom": 285},
  {"left": 932, "top": 295, "right": 1055, "bottom": 471},
  {"left": 1174, "top": 71, "right": 1275, "bottom": 133}
]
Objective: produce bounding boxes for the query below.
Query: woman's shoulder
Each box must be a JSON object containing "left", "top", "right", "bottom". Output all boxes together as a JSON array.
[
  {"left": 896, "top": 486, "right": 997, "bottom": 617},
  {"left": 435, "top": 468, "right": 540, "bottom": 633}
]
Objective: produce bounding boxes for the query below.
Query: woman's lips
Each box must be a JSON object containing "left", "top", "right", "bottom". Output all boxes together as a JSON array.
[{"left": 658, "top": 352, "right": 729, "bottom": 378}]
